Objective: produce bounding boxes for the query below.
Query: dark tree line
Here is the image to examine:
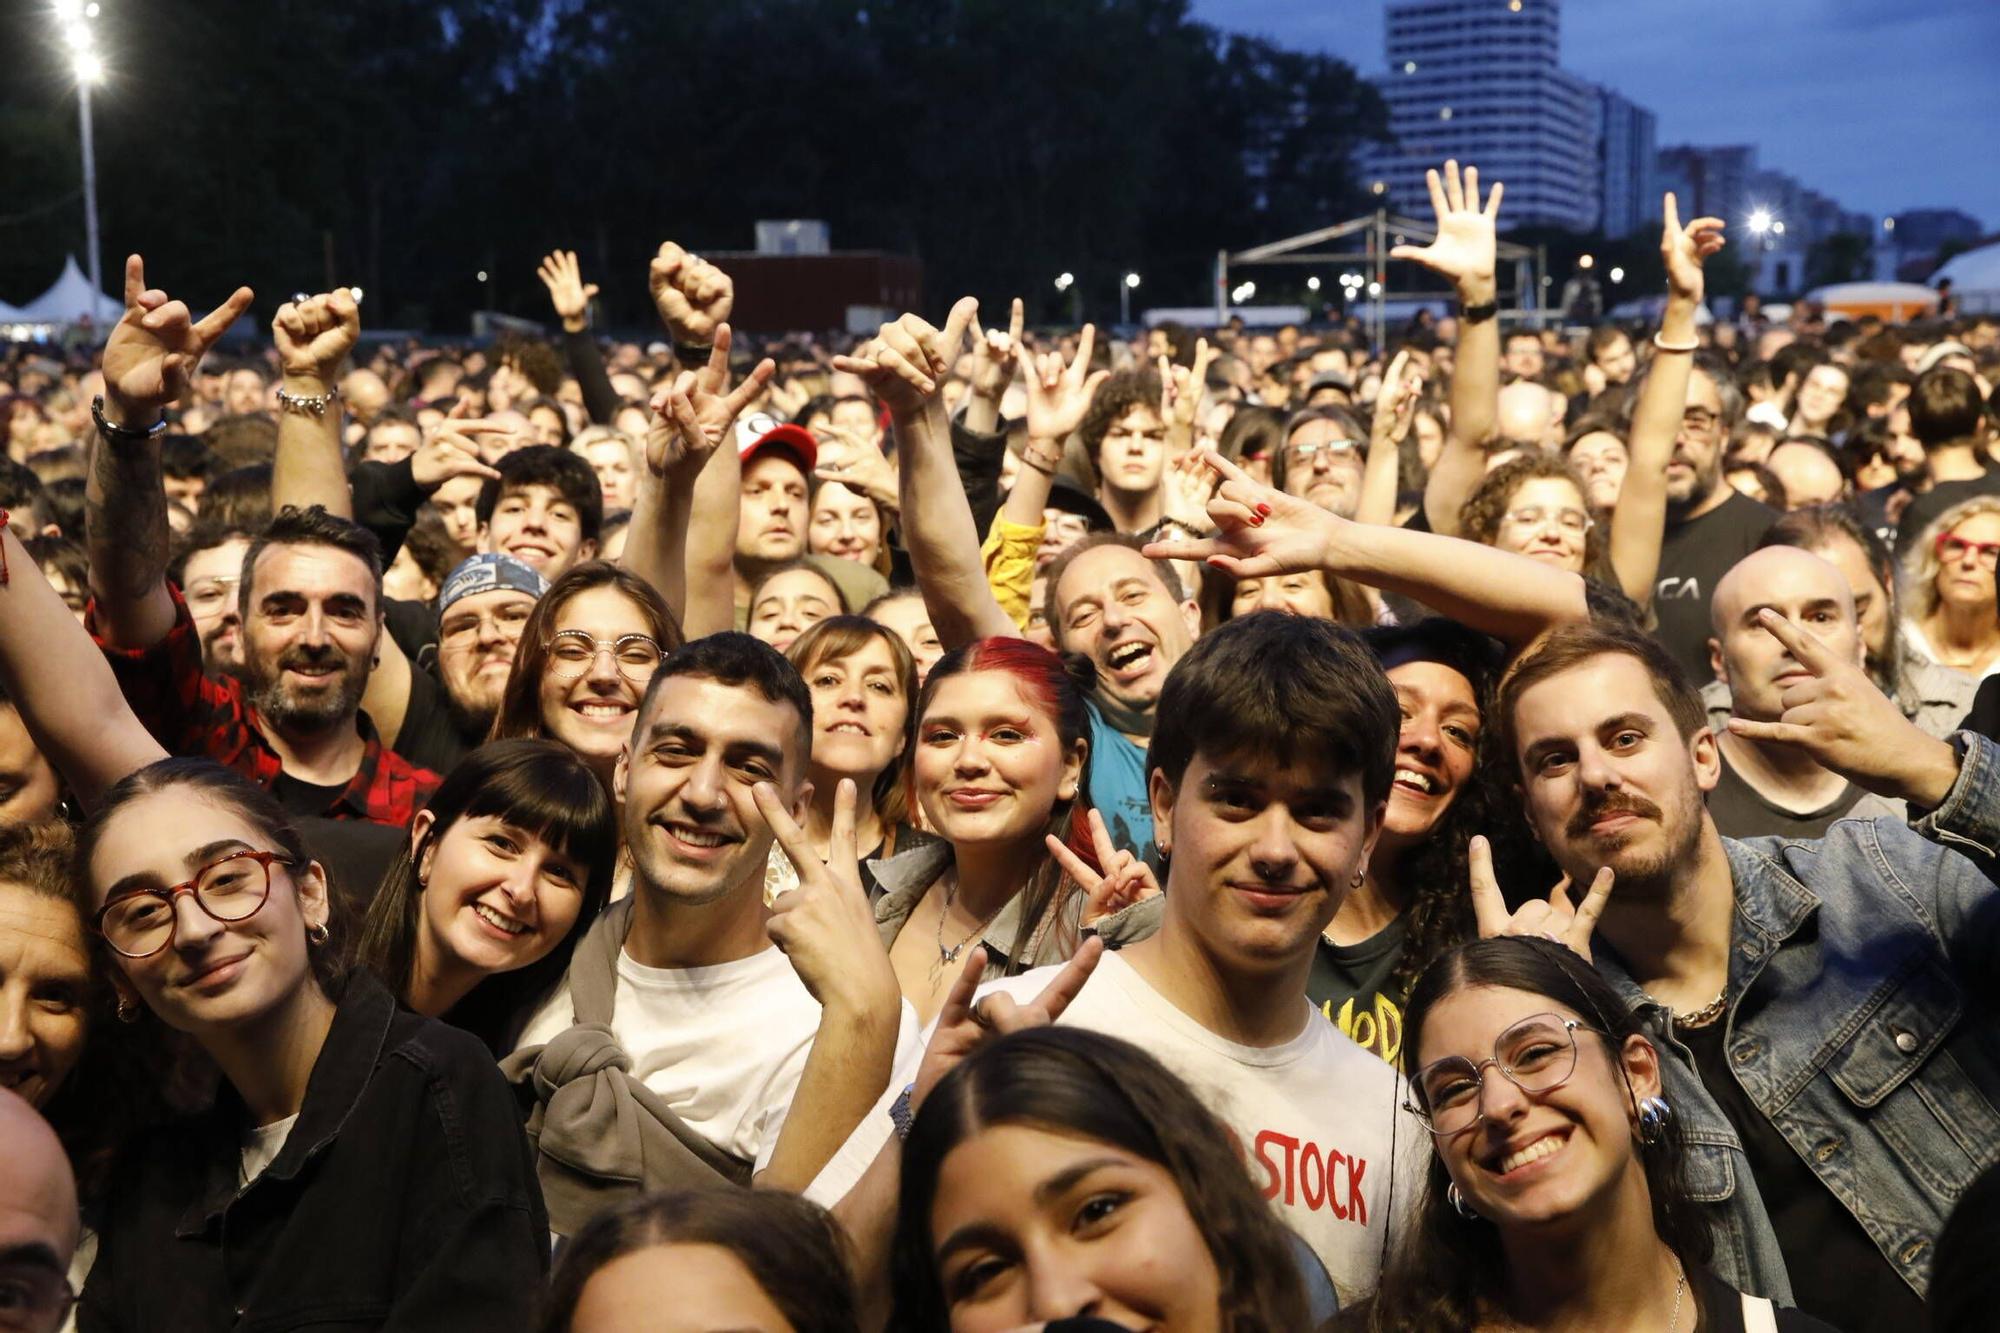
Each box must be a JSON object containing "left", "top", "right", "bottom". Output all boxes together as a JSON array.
[{"left": 0, "top": 0, "right": 1388, "bottom": 333}]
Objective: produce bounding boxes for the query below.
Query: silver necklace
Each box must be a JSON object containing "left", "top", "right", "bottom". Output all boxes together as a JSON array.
[
  {"left": 1662, "top": 987, "right": 1727, "bottom": 1029},
  {"left": 1667, "top": 1259, "right": 1687, "bottom": 1333},
  {"left": 932, "top": 872, "right": 996, "bottom": 978}
]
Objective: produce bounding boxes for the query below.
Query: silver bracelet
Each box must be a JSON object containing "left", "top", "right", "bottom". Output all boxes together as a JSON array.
[{"left": 276, "top": 385, "right": 340, "bottom": 418}]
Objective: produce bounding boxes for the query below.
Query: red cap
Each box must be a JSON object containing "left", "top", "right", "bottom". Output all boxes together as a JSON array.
[{"left": 735, "top": 414, "right": 818, "bottom": 473}]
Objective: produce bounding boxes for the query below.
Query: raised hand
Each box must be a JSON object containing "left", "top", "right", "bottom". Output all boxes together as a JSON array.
[
  {"left": 273, "top": 289, "right": 360, "bottom": 382},
  {"left": 909, "top": 935, "right": 1105, "bottom": 1114},
  {"left": 1022, "top": 323, "right": 1109, "bottom": 442},
  {"left": 1389, "top": 161, "right": 1502, "bottom": 301},
  {"left": 648, "top": 241, "right": 733, "bottom": 346},
  {"left": 814, "top": 441, "right": 900, "bottom": 511},
  {"left": 967, "top": 298, "right": 1025, "bottom": 401},
  {"left": 1158, "top": 337, "right": 1217, "bottom": 455},
  {"left": 1142, "top": 446, "right": 1337, "bottom": 579},
  {"left": 830, "top": 299, "right": 978, "bottom": 417},
  {"left": 536, "top": 249, "right": 600, "bottom": 334},
  {"left": 1371, "top": 349, "right": 1421, "bottom": 451},
  {"left": 1723, "top": 609, "right": 1960, "bottom": 806},
  {"left": 758, "top": 778, "right": 899, "bottom": 1016},
  {"left": 644, "top": 323, "right": 777, "bottom": 478},
  {"left": 1160, "top": 448, "right": 1218, "bottom": 533},
  {"left": 1045, "top": 808, "right": 1163, "bottom": 926},
  {"left": 409, "top": 399, "right": 504, "bottom": 491},
  {"left": 1468, "top": 835, "right": 1613, "bottom": 964},
  {"left": 1661, "top": 194, "right": 1727, "bottom": 305},
  {"left": 101, "top": 255, "right": 255, "bottom": 428}
]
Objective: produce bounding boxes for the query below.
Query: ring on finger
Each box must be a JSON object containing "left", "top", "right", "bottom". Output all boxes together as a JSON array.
[{"left": 970, "top": 997, "right": 995, "bottom": 1031}]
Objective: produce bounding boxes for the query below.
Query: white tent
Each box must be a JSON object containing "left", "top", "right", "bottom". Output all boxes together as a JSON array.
[
  {"left": 14, "top": 255, "right": 119, "bottom": 325},
  {"left": 1932, "top": 240, "right": 2000, "bottom": 313}
]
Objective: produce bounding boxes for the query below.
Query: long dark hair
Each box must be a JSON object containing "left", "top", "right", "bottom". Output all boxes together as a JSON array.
[
  {"left": 352, "top": 740, "right": 616, "bottom": 1051},
  {"left": 891, "top": 1027, "right": 1310, "bottom": 1332},
  {"left": 489, "top": 560, "right": 683, "bottom": 749},
  {"left": 914, "top": 637, "right": 1100, "bottom": 970},
  {"left": 542, "top": 1187, "right": 858, "bottom": 1333},
  {"left": 1342, "top": 937, "right": 1712, "bottom": 1333}
]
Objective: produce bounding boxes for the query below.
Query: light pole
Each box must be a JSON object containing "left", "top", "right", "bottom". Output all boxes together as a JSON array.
[
  {"left": 1121, "top": 272, "right": 1140, "bottom": 327},
  {"left": 58, "top": 2, "right": 106, "bottom": 326}
]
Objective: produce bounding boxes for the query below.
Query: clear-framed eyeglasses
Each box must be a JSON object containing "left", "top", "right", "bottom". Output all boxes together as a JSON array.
[
  {"left": 546, "top": 630, "right": 664, "bottom": 681},
  {"left": 92, "top": 849, "right": 291, "bottom": 960},
  {"left": 1284, "top": 437, "right": 1362, "bottom": 471},
  {"left": 1404, "top": 1013, "right": 1602, "bottom": 1136},
  {"left": 1500, "top": 505, "right": 1594, "bottom": 536}
]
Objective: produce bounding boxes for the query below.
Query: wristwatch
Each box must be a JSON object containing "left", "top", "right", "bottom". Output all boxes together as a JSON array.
[
  {"left": 92, "top": 395, "right": 168, "bottom": 445},
  {"left": 1460, "top": 299, "right": 1500, "bottom": 325},
  {"left": 888, "top": 1082, "right": 918, "bottom": 1141},
  {"left": 672, "top": 340, "right": 714, "bottom": 367}
]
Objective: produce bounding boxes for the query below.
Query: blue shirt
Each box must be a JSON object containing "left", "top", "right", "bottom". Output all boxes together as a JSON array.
[{"left": 1086, "top": 701, "right": 1156, "bottom": 866}]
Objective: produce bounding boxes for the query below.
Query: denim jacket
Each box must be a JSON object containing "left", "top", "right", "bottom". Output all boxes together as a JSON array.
[{"left": 1599, "top": 730, "right": 2000, "bottom": 1303}]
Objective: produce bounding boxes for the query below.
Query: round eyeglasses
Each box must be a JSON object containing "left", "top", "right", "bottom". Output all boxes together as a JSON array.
[
  {"left": 1405, "top": 1013, "right": 1602, "bottom": 1136},
  {"left": 92, "top": 849, "right": 290, "bottom": 960},
  {"left": 546, "top": 630, "right": 664, "bottom": 682}
]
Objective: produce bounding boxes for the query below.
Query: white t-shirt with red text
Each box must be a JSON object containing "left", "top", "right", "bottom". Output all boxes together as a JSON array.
[{"left": 966, "top": 952, "right": 1424, "bottom": 1300}]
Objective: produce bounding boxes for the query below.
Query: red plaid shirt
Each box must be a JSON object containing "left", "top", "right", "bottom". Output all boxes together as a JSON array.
[{"left": 91, "top": 585, "right": 439, "bottom": 827}]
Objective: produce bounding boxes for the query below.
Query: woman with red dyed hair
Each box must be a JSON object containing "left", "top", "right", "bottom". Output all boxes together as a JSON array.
[{"left": 871, "top": 635, "right": 1160, "bottom": 1023}]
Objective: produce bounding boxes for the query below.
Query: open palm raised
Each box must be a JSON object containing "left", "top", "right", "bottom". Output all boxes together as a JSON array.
[{"left": 1389, "top": 160, "right": 1502, "bottom": 288}]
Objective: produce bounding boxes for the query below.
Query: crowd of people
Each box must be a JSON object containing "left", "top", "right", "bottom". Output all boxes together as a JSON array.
[{"left": 1, "top": 157, "right": 1999, "bottom": 1332}]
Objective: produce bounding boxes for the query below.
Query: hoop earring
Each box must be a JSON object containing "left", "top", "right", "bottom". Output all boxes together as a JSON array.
[
  {"left": 115, "top": 996, "right": 140, "bottom": 1024},
  {"left": 307, "top": 923, "right": 330, "bottom": 947},
  {"left": 1350, "top": 868, "right": 1366, "bottom": 888},
  {"left": 1637, "top": 1095, "right": 1673, "bottom": 1145},
  {"left": 1448, "top": 1182, "right": 1479, "bottom": 1220}
]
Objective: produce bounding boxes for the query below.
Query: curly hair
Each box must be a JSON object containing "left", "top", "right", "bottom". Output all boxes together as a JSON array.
[
  {"left": 891, "top": 1027, "right": 1310, "bottom": 1333},
  {"left": 1076, "top": 367, "right": 1162, "bottom": 478},
  {"left": 1458, "top": 454, "right": 1619, "bottom": 589},
  {"left": 1903, "top": 494, "right": 2000, "bottom": 622}
]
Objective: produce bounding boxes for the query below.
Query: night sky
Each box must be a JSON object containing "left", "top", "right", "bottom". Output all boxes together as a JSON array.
[{"left": 1193, "top": 0, "right": 2000, "bottom": 234}]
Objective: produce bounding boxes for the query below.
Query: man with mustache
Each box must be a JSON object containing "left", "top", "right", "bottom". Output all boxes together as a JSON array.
[
  {"left": 1488, "top": 613, "right": 2000, "bottom": 1325},
  {"left": 85, "top": 256, "right": 438, "bottom": 826}
]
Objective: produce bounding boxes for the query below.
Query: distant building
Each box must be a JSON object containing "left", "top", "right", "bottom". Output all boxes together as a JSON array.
[
  {"left": 1363, "top": 0, "right": 1601, "bottom": 232},
  {"left": 1655, "top": 145, "right": 1759, "bottom": 228},
  {"left": 1877, "top": 208, "right": 1987, "bottom": 283},
  {"left": 1598, "top": 88, "right": 1657, "bottom": 238}
]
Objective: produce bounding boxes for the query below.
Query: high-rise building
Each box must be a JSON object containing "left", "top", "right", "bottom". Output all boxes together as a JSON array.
[
  {"left": 1598, "top": 88, "right": 1657, "bottom": 238},
  {"left": 1655, "top": 145, "right": 1759, "bottom": 227},
  {"left": 1364, "top": 0, "right": 1601, "bottom": 232}
]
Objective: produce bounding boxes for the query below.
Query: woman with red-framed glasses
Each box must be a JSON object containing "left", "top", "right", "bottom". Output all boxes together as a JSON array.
[
  {"left": 69, "top": 759, "right": 548, "bottom": 1332},
  {"left": 1339, "top": 937, "right": 1835, "bottom": 1333},
  {"left": 1902, "top": 498, "right": 2000, "bottom": 682}
]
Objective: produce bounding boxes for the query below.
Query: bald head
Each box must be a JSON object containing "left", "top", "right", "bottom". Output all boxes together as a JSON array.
[
  {"left": 1709, "top": 546, "right": 1862, "bottom": 717},
  {"left": 1496, "top": 381, "right": 1560, "bottom": 449},
  {"left": 0, "top": 1089, "right": 80, "bottom": 1277},
  {"left": 1765, "top": 441, "right": 1845, "bottom": 509}
]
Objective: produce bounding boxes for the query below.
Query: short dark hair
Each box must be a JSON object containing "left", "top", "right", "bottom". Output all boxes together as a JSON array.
[
  {"left": 0, "top": 458, "right": 51, "bottom": 531},
  {"left": 638, "top": 632, "right": 814, "bottom": 771},
  {"left": 201, "top": 412, "right": 279, "bottom": 469},
  {"left": 1076, "top": 368, "right": 1162, "bottom": 473},
  {"left": 542, "top": 1187, "right": 857, "bottom": 1333},
  {"left": 475, "top": 445, "right": 604, "bottom": 542},
  {"left": 1908, "top": 367, "right": 1985, "bottom": 447},
  {"left": 167, "top": 522, "right": 255, "bottom": 587},
  {"left": 1270, "top": 405, "right": 1366, "bottom": 495},
  {"left": 1042, "top": 531, "right": 1185, "bottom": 652},
  {"left": 1496, "top": 620, "right": 1705, "bottom": 773},
  {"left": 1147, "top": 610, "right": 1399, "bottom": 809},
  {"left": 201, "top": 463, "right": 274, "bottom": 531},
  {"left": 159, "top": 434, "right": 217, "bottom": 482},
  {"left": 239, "top": 504, "right": 385, "bottom": 620}
]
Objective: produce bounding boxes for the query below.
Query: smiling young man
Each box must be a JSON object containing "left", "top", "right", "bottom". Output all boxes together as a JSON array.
[
  {"left": 954, "top": 612, "right": 1423, "bottom": 1299},
  {"left": 475, "top": 444, "right": 602, "bottom": 579},
  {"left": 1497, "top": 615, "right": 2000, "bottom": 1324},
  {"left": 509, "top": 633, "right": 912, "bottom": 1234}
]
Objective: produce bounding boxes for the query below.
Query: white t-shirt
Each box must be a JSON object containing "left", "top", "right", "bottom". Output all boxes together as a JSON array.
[
  {"left": 515, "top": 943, "right": 826, "bottom": 1173},
  {"left": 239, "top": 1112, "right": 299, "bottom": 1185},
  {"left": 809, "top": 952, "right": 1425, "bottom": 1301}
]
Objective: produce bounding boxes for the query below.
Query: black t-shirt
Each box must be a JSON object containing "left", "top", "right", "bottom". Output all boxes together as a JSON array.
[
  {"left": 1679, "top": 1020, "right": 1927, "bottom": 1330},
  {"left": 292, "top": 815, "right": 406, "bottom": 918},
  {"left": 1306, "top": 915, "right": 1412, "bottom": 1064},
  {"left": 1893, "top": 470, "right": 2000, "bottom": 561},
  {"left": 1654, "top": 490, "right": 1777, "bottom": 685},
  {"left": 1688, "top": 1266, "right": 1843, "bottom": 1333},
  {"left": 1706, "top": 752, "right": 1869, "bottom": 841},
  {"left": 392, "top": 663, "right": 475, "bottom": 776},
  {"left": 1967, "top": 673, "right": 2000, "bottom": 740}
]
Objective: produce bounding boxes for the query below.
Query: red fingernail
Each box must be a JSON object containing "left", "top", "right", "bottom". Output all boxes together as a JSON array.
[
  {"left": 1250, "top": 514, "right": 1265, "bottom": 527},
  {"left": 1256, "top": 502, "right": 1273, "bottom": 516}
]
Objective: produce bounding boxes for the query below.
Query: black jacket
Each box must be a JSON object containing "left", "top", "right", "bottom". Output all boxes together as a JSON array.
[{"left": 79, "top": 970, "right": 549, "bottom": 1332}]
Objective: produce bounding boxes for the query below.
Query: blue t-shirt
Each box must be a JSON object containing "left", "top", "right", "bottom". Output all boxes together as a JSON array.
[{"left": 1086, "top": 701, "right": 1156, "bottom": 867}]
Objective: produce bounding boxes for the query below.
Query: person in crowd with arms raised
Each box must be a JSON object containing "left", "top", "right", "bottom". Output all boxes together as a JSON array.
[
  {"left": 1344, "top": 936, "right": 1835, "bottom": 1333},
  {"left": 1486, "top": 608, "right": 2000, "bottom": 1323}
]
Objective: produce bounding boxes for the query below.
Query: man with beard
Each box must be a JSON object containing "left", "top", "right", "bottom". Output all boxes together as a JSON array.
[
  {"left": 1650, "top": 355, "right": 1776, "bottom": 681},
  {"left": 1272, "top": 406, "right": 1370, "bottom": 519},
  {"left": 1488, "top": 616, "right": 2000, "bottom": 1324},
  {"left": 167, "top": 524, "right": 252, "bottom": 677},
  {"left": 84, "top": 254, "right": 437, "bottom": 825},
  {"left": 381, "top": 552, "right": 547, "bottom": 773}
]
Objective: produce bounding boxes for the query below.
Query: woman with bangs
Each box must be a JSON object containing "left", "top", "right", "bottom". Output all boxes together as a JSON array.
[
  {"left": 354, "top": 739, "right": 617, "bottom": 1052},
  {"left": 489, "top": 561, "right": 684, "bottom": 793},
  {"left": 784, "top": 615, "right": 928, "bottom": 900},
  {"left": 872, "top": 636, "right": 1160, "bottom": 1024}
]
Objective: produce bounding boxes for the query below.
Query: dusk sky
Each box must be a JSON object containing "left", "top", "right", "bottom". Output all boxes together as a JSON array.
[{"left": 1192, "top": 0, "right": 2000, "bottom": 235}]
